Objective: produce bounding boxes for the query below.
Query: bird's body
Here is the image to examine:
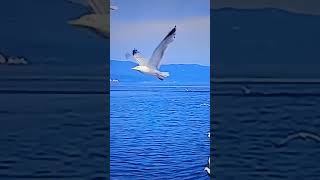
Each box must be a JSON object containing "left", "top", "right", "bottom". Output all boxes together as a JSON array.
[
  {"left": 132, "top": 66, "right": 158, "bottom": 75},
  {"left": 132, "top": 66, "right": 169, "bottom": 80},
  {"left": 131, "top": 26, "right": 176, "bottom": 80}
]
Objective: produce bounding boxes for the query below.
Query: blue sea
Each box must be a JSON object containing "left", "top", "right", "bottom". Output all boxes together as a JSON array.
[
  {"left": 213, "top": 82, "right": 320, "bottom": 179},
  {"left": 0, "top": 66, "right": 108, "bottom": 179},
  {"left": 3, "top": 68, "right": 320, "bottom": 180},
  {"left": 110, "top": 83, "right": 210, "bottom": 180}
]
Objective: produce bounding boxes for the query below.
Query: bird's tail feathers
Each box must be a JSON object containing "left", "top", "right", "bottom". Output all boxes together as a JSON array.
[
  {"left": 160, "top": 72, "right": 170, "bottom": 78},
  {"left": 156, "top": 72, "right": 170, "bottom": 81}
]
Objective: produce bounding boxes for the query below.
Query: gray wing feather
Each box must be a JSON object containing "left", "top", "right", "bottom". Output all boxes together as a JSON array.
[
  {"left": 132, "top": 49, "right": 148, "bottom": 66},
  {"left": 87, "top": 0, "right": 107, "bottom": 14},
  {"left": 149, "top": 26, "right": 176, "bottom": 69}
]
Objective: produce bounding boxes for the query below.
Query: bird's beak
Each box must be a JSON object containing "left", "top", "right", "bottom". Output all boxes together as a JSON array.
[{"left": 131, "top": 67, "right": 137, "bottom": 70}]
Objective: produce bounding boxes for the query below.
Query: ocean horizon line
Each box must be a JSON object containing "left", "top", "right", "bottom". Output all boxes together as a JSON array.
[
  {"left": 111, "top": 59, "right": 210, "bottom": 67},
  {"left": 2, "top": 76, "right": 320, "bottom": 84},
  {"left": 213, "top": 77, "right": 320, "bottom": 83}
]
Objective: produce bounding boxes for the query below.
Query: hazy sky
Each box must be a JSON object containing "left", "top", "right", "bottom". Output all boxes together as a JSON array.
[{"left": 110, "top": 0, "right": 210, "bottom": 66}]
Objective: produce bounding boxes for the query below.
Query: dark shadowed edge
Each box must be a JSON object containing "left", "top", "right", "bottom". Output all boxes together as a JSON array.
[
  {"left": 210, "top": 1, "right": 213, "bottom": 180},
  {"left": 107, "top": 1, "right": 111, "bottom": 179}
]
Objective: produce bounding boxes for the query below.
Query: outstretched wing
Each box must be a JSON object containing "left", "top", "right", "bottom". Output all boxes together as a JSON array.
[
  {"left": 132, "top": 49, "right": 148, "bottom": 66},
  {"left": 67, "top": 0, "right": 107, "bottom": 14},
  {"left": 87, "top": 0, "right": 108, "bottom": 14},
  {"left": 149, "top": 26, "right": 176, "bottom": 69}
]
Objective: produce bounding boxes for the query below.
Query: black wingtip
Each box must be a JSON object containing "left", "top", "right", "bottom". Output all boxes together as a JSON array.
[
  {"left": 132, "top": 49, "right": 138, "bottom": 56},
  {"left": 165, "top": 26, "right": 176, "bottom": 39}
]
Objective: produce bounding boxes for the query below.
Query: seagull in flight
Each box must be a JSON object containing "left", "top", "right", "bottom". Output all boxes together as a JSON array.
[
  {"left": 68, "top": 0, "right": 109, "bottom": 38},
  {"left": 131, "top": 26, "right": 176, "bottom": 80},
  {"left": 275, "top": 131, "right": 320, "bottom": 147}
]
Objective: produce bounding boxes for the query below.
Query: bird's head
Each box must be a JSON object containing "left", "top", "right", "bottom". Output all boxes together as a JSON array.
[
  {"left": 132, "top": 66, "right": 142, "bottom": 72},
  {"left": 132, "top": 49, "right": 139, "bottom": 56}
]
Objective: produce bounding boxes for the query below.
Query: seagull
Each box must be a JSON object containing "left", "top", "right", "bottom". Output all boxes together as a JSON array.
[
  {"left": 131, "top": 26, "right": 176, "bottom": 80},
  {"left": 275, "top": 131, "right": 320, "bottom": 147},
  {"left": 68, "top": 0, "right": 109, "bottom": 38}
]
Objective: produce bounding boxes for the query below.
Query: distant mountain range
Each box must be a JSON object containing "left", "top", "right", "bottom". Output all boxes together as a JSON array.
[
  {"left": 110, "top": 60, "right": 209, "bottom": 83},
  {"left": 2, "top": 2, "right": 320, "bottom": 79}
]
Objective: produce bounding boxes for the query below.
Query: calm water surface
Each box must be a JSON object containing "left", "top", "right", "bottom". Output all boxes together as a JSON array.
[
  {"left": 0, "top": 79, "right": 107, "bottom": 179},
  {"left": 213, "top": 83, "right": 320, "bottom": 180}
]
